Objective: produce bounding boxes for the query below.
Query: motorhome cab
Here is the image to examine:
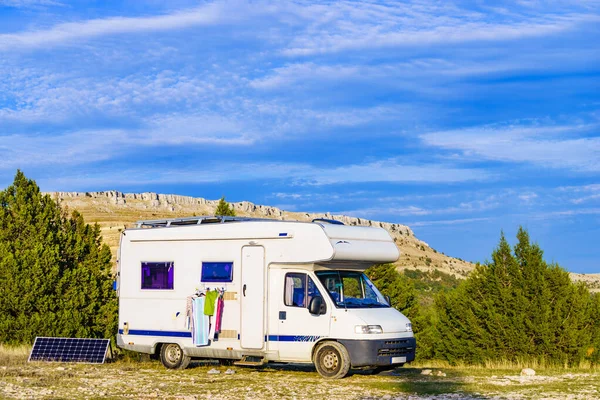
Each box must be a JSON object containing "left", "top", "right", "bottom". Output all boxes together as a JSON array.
[{"left": 116, "top": 216, "right": 416, "bottom": 378}]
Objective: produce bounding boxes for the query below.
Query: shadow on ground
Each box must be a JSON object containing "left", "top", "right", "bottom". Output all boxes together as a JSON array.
[{"left": 186, "top": 361, "right": 490, "bottom": 398}]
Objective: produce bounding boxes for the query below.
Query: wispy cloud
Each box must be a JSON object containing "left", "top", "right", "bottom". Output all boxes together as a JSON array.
[
  {"left": 407, "top": 217, "right": 493, "bottom": 227},
  {"left": 420, "top": 123, "right": 600, "bottom": 171},
  {"left": 0, "top": 3, "right": 228, "bottom": 50},
  {"left": 0, "top": 0, "right": 63, "bottom": 8},
  {"left": 279, "top": 1, "right": 596, "bottom": 56},
  {"left": 29, "top": 159, "right": 490, "bottom": 191},
  {"left": 0, "top": 116, "right": 253, "bottom": 169}
]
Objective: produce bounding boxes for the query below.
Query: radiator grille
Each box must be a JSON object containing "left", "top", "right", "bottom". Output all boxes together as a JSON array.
[{"left": 378, "top": 347, "right": 414, "bottom": 357}]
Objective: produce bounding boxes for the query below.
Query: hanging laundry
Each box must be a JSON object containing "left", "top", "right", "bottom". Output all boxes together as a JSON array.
[
  {"left": 214, "top": 296, "right": 225, "bottom": 334},
  {"left": 192, "top": 296, "right": 209, "bottom": 346},
  {"left": 204, "top": 289, "right": 218, "bottom": 316},
  {"left": 185, "top": 296, "right": 194, "bottom": 330}
]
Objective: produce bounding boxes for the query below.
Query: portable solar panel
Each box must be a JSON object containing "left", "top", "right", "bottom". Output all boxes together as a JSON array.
[{"left": 28, "top": 337, "right": 110, "bottom": 363}]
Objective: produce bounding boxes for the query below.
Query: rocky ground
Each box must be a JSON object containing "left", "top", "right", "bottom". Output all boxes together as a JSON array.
[{"left": 1, "top": 360, "right": 599, "bottom": 399}]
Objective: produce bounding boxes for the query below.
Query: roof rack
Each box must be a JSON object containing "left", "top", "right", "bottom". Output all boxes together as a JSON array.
[{"left": 135, "top": 215, "right": 271, "bottom": 228}]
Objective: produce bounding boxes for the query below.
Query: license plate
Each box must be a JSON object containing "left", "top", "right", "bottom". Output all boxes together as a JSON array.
[{"left": 391, "top": 356, "right": 407, "bottom": 364}]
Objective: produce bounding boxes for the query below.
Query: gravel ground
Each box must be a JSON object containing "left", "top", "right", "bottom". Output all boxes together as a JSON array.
[{"left": 1, "top": 361, "right": 599, "bottom": 399}]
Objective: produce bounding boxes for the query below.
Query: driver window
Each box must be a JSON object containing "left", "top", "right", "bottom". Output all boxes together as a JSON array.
[
  {"left": 284, "top": 273, "right": 325, "bottom": 311},
  {"left": 284, "top": 273, "right": 306, "bottom": 307}
]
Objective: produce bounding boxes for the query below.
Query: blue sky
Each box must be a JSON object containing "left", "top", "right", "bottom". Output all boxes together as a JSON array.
[{"left": 0, "top": 0, "right": 599, "bottom": 273}]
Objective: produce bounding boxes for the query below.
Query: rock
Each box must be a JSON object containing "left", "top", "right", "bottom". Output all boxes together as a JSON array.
[
  {"left": 435, "top": 371, "right": 447, "bottom": 377},
  {"left": 207, "top": 368, "right": 220, "bottom": 374},
  {"left": 56, "top": 366, "right": 66, "bottom": 371},
  {"left": 521, "top": 368, "right": 536, "bottom": 376},
  {"left": 225, "top": 369, "right": 235, "bottom": 375},
  {"left": 421, "top": 369, "right": 433, "bottom": 375}
]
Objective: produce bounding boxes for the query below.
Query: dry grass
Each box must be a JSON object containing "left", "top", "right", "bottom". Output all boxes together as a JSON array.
[
  {"left": 412, "top": 357, "right": 600, "bottom": 372},
  {"left": 0, "top": 344, "right": 30, "bottom": 366}
]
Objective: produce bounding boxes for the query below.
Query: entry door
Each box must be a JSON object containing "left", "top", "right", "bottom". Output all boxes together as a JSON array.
[{"left": 240, "top": 246, "right": 265, "bottom": 349}]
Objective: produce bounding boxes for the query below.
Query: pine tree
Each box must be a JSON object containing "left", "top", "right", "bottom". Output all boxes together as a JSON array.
[
  {"left": 215, "top": 196, "right": 236, "bottom": 217},
  {"left": 0, "top": 171, "right": 117, "bottom": 344},
  {"left": 434, "top": 227, "right": 596, "bottom": 365},
  {"left": 366, "top": 264, "right": 431, "bottom": 357}
]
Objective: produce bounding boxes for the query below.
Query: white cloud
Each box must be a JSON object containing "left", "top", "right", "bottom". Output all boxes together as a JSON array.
[
  {"left": 0, "top": 2, "right": 228, "bottom": 50},
  {"left": 278, "top": 1, "right": 597, "bottom": 56},
  {"left": 29, "top": 158, "right": 490, "bottom": 191},
  {"left": 519, "top": 192, "right": 539, "bottom": 204},
  {"left": 420, "top": 123, "right": 600, "bottom": 171},
  {"left": 407, "top": 217, "right": 493, "bottom": 227},
  {"left": 0, "top": 115, "right": 253, "bottom": 169},
  {"left": 0, "top": 68, "right": 220, "bottom": 124},
  {"left": 0, "top": 0, "right": 63, "bottom": 8}
]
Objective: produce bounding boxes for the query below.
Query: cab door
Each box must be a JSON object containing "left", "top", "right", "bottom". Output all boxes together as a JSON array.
[{"left": 275, "top": 270, "right": 330, "bottom": 361}]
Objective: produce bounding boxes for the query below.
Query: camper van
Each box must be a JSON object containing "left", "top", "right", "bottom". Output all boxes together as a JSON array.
[{"left": 116, "top": 216, "right": 416, "bottom": 378}]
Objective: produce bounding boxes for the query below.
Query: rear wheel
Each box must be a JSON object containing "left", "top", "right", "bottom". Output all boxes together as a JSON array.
[
  {"left": 313, "top": 341, "right": 351, "bottom": 379},
  {"left": 160, "top": 343, "right": 191, "bottom": 370}
]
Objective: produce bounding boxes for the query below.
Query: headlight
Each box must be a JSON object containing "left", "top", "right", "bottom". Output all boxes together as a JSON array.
[
  {"left": 406, "top": 322, "right": 412, "bottom": 332},
  {"left": 354, "top": 325, "right": 383, "bottom": 334}
]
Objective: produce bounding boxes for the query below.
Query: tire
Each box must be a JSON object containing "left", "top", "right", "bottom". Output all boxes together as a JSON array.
[
  {"left": 160, "top": 343, "right": 191, "bottom": 370},
  {"left": 313, "top": 341, "right": 351, "bottom": 379}
]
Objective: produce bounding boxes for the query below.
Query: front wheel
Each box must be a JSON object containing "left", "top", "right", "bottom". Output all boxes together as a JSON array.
[
  {"left": 313, "top": 341, "right": 351, "bottom": 379},
  {"left": 160, "top": 343, "right": 191, "bottom": 369}
]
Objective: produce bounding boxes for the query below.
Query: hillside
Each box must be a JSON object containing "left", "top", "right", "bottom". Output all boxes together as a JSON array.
[{"left": 46, "top": 191, "right": 600, "bottom": 291}]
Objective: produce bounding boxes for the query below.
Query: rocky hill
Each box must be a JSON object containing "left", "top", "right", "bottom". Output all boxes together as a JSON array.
[
  {"left": 46, "top": 191, "right": 474, "bottom": 277},
  {"left": 46, "top": 191, "right": 600, "bottom": 291}
]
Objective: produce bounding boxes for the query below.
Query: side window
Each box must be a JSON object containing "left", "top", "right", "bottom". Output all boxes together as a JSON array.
[
  {"left": 284, "top": 273, "right": 327, "bottom": 313},
  {"left": 201, "top": 262, "right": 233, "bottom": 282},
  {"left": 141, "top": 262, "right": 174, "bottom": 290},
  {"left": 284, "top": 273, "right": 306, "bottom": 307}
]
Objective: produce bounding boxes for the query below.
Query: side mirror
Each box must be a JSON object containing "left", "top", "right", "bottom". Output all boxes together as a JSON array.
[
  {"left": 309, "top": 296, "right": 325, "bottom": 315},
  {"left": 385, "top": 295, "right": 392, "bottom": 306}
]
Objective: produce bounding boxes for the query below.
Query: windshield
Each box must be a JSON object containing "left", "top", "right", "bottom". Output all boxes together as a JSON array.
[{"left": 315, "top": 270, "right": 390, "bottom": 308}]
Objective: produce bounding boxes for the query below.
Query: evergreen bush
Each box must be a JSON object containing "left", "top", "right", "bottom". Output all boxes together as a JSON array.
[{"left": 0, "top": 171, "right": 117, "bottom": 344}]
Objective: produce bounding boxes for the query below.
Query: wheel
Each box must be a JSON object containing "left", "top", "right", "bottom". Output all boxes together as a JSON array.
[
  {"left": 160, "top": 343, "right": 191, "bottom": 369},
  {"left": 313, "top": 341, "right": 351, "bottom": 379}
]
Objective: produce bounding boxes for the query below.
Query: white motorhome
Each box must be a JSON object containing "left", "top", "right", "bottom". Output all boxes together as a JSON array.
[{"left": 116, "top": 216, "right": 416, "bottom": 378}]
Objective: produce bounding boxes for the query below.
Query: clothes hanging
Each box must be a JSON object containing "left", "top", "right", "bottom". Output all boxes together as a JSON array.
[
  {"left": 192, "top": 296, "right": 209, "bottom": 346},
  {"left": 204, "top": 289, "right": 218, "bottom": 316},
  {"left": 214, "top": 296, "right": 224, "bottom": 334}
]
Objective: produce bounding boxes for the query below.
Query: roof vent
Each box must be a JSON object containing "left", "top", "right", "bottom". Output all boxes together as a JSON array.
[{"left": 312, "top": 218, "right": 344, "bottom": 225}]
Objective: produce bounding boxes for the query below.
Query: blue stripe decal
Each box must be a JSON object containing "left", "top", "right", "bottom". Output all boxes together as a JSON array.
[
  {"left": 118, "top": 330, "right": 320, "bottom": 342},
  {"left": 118, "top": 329, "right": 192, "bottom": 338},
  {"left": 268, "top": 335, "right": 321, "bottom": 342},
  {"left": 279, "top": 233, "right": 287, "bottom": 237}
]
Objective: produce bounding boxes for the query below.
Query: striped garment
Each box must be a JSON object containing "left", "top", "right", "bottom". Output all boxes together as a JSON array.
[{"left": 192, "top": 296, "right": 209, "bottom": 346}]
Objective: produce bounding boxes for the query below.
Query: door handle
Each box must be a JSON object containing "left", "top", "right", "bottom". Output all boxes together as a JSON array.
[{"left": 243, "top": 284, "right": 247, "bottom": 297}]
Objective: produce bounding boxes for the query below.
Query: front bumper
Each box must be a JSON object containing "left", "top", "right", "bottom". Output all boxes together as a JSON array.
[{"left": 338, "top": 337, "right": 416, "bottom": 367}]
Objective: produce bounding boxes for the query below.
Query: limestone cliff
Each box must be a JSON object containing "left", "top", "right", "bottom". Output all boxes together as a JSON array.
[{"left": 47, "top": 191, "right": 475, "bottom": 277}]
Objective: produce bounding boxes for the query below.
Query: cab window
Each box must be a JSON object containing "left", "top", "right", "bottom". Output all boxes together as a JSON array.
[{"left": 284, "top": 272, "right": 325, "bottom": 311}]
